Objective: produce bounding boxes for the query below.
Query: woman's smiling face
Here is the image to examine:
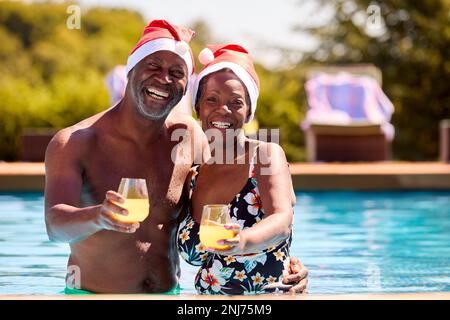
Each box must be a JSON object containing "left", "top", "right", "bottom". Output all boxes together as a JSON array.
[{"left": 197, "top": 69, "right": 250, "bottom": 133}]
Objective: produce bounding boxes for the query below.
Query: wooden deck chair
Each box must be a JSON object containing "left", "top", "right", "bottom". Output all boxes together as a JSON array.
[{"left": 302, "top": 64, "right": 394, "bottom": 162}]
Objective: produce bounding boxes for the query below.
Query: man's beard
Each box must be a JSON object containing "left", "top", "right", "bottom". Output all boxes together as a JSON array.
[{"left": 132, "top": 83, "right": 183, "bottom": 121}]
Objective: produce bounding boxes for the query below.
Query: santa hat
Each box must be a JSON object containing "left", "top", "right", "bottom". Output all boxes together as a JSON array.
[
  {"left": 191, "top": 44, "right": 260, "bottom": 123},
  {"left": 126, "top": 20, "right": 195, "bottom": 76}
]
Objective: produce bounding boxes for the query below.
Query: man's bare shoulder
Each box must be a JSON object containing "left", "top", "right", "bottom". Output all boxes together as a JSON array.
[
  {"left": 46, "top": 111, "right": 106, "bottom": 159},
  {"left": 49, "top": 126, "right": 93, "bottom": 151}
]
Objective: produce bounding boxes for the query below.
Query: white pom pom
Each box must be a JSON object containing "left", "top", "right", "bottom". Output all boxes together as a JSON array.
[
  {"left": 175, "top": 41, "right": 189, "bottom": 55},
  {"left": 198, "top": 48, "right": 214, "bottom": 65}
]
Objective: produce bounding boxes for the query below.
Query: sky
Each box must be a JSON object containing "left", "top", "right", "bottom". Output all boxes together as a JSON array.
[{"left": 74, "top": 0, "right": 332, "bottom": 68}]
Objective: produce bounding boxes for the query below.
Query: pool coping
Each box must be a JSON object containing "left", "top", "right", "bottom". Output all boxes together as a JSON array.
[
  {"left": 1, "top": 162, "right": 449, "bottom": 191},
  {"left": 1, "top": 292, "right": 449, "bottom": 300}
]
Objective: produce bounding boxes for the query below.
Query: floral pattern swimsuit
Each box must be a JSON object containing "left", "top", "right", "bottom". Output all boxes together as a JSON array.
[{"left": 177, "top": 154, "right": 292, "bottom": 295}]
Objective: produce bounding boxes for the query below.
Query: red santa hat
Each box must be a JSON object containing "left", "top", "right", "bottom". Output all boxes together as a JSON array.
[
  {"left": 126, "top": 20, "right": 195, "bottom": 77},
  {"left": 191, "top": 44, "right": 260, "bottom": 123}
]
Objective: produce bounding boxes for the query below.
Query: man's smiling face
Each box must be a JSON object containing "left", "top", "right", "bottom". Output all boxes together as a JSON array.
[{"left": 128, "top": 50, "right": 188, "bottom": 120}]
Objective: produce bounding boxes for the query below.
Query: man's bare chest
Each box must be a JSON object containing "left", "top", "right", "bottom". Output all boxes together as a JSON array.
[{"left": 80, "top": 145, "right": 191, "bottom": 219}]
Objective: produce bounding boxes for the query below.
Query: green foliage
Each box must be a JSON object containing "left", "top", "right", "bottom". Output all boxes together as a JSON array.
[
  {"left": 1, "top": 0, "right": 447, "bottom": 161},
  {"left": 0, "top": 1, "right": 144, "bottom": 160},
  {"left": 255, "top": 65, "right": 307, "bottom": 162},
  {"left": 0, "top": 1, "right": 306, "bottom": 161}
]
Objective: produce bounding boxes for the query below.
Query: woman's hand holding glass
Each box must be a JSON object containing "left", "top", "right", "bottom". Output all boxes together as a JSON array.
[
  {"left": 206, "top": 223, "right": 246, "bottom": 255},
  {"left": 198, "top": 204, "right": 246, "bottom": 254}
]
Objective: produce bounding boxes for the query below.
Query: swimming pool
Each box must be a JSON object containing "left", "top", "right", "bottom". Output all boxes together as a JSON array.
[{"left": 1, "top": 191, "right": 449, "bottom": 295}]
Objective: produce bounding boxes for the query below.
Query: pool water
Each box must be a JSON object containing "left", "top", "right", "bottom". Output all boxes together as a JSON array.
[{"left": 1, "top": 191, "right": 449, "bottom": 295}]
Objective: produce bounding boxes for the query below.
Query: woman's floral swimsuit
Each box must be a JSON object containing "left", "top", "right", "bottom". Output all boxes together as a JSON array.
[{"left": 177, "top": 155, "right": 292, "bottom": 295}]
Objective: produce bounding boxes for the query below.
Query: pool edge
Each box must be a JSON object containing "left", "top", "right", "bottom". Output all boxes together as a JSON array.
[
  {"left": 1, "top": 162, "right": 450, "bottom": 191},
  {"left": 1, "top": 292, "right": 449, "bottom": 300}
]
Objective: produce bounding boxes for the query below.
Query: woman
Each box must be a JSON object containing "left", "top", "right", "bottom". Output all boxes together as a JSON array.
[{"left": 177, "top": 44, "right": 297, "bottom": 295}]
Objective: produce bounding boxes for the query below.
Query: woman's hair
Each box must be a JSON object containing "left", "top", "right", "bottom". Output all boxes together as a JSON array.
[{"left": 195, "top": 68, "right": 251, "bottom": 118}]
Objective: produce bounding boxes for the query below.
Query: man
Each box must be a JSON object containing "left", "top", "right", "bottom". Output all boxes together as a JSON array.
[{"left": 45, "top": 20, "right": 308, "bottom": 294}]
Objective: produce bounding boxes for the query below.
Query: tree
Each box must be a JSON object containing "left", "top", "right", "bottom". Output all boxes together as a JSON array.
[
  {"left": 296, "top": 0, "right": 450, "bottom": 160},
  {"left": 0, "top": 1, "right": 146, "bottom": 160}
]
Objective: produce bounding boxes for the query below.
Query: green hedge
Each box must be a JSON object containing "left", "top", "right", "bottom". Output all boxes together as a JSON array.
[{"left": 0, "top": 2, "right": 145, "bottom": 160}]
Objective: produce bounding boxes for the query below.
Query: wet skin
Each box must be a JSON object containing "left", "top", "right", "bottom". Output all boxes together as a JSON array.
[
  {"left": 45, "top": 51, "right": 204, "bottom": 293},
  {"left": 192, "top": 70, "right": 295, "bottom": 255},
  {"left": 45, "top": 54, "right": 308, "bottom": 294}
]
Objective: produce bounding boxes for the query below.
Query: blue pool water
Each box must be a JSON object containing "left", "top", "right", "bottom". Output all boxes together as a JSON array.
[{"left": 0, "top": 191, "right": 449, "bottom": 295}]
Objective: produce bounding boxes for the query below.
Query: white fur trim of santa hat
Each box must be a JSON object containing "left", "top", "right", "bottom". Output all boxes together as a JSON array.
[
  {"left": 126, "top": 38, "right": 193, "bottom": 76},
  {"left": 198, "top": 47, "right": 215, "bottom": 65},
  {"left": 191, "top": 62, "right": 259, "bottom": 123}
]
